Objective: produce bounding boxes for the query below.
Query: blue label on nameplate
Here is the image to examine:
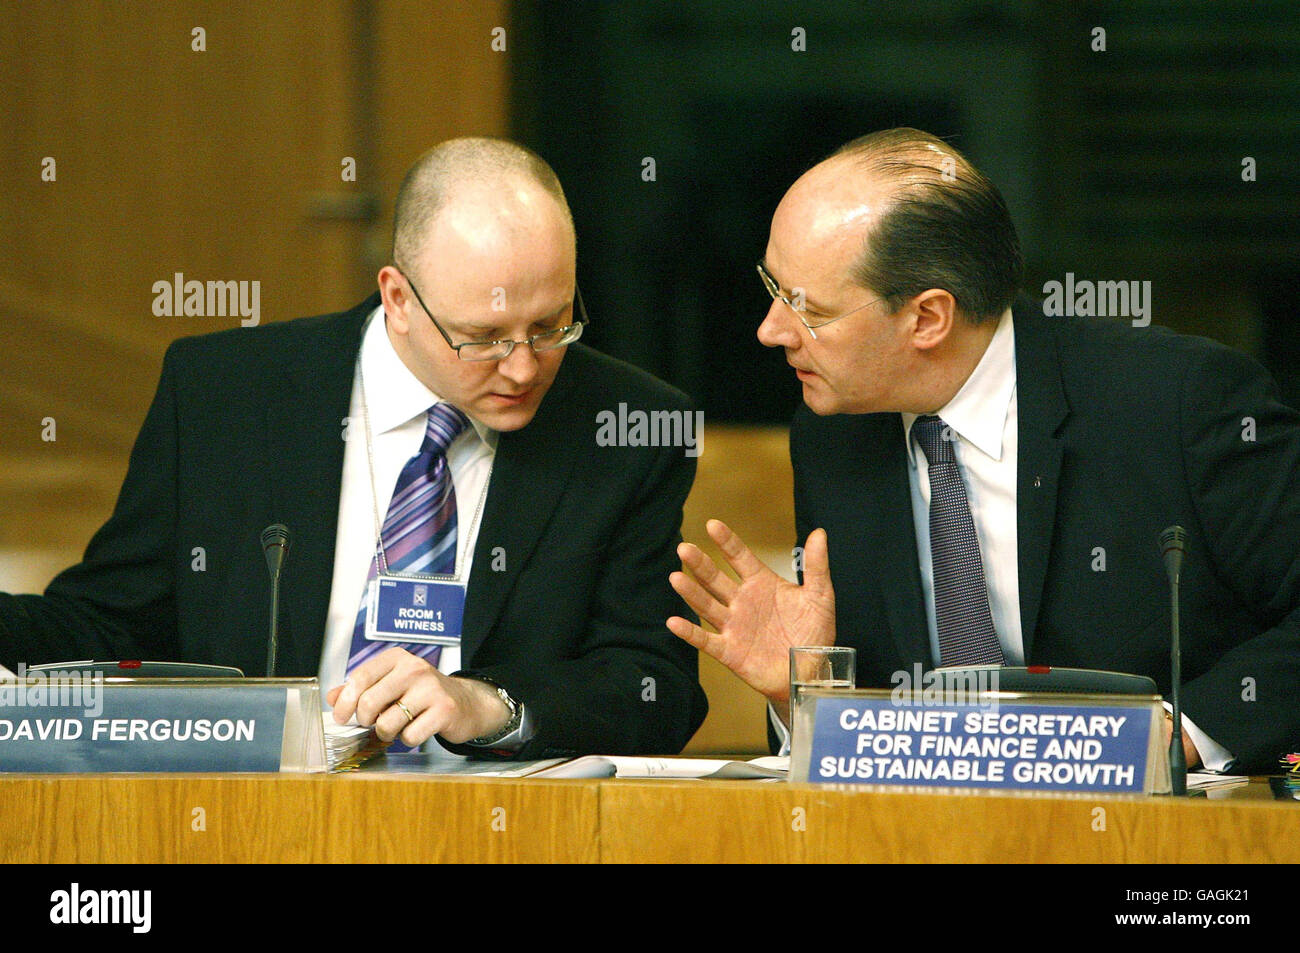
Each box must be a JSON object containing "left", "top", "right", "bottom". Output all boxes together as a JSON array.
[
  {"left": 367, "top": 576, "right": 463, "bottom": 646},
  {"left": 804, "top": 697, "right": 1152, "bottom": 792},
  {"left": 0, "top": 683, "right": 287, "bottom": 773}
]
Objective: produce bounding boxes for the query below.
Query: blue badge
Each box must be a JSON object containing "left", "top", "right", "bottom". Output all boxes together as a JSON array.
[{"left": 365, "top": 576, "right": 464, "bottom": 646}]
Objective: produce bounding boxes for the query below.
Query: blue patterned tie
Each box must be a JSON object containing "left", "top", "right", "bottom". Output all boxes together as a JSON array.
[
  {"left": 346, "top": 402, "right": 469, "bottom": 676},
  {"left": 912, "top": 415, "right": 1005, "bottom": 667}
]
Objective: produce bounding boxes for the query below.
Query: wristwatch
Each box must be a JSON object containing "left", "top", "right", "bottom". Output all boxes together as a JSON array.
[{"left": 466, "top": 680, "right": 523, "bottom": 746}]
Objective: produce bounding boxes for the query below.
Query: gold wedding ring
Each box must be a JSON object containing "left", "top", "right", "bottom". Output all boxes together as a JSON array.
[{"left": 395, "top": 700, "right": 415, "bottom": 724}]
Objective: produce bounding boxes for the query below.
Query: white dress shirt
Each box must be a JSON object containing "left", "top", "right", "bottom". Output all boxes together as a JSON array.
[
  {"left": 318, "top": 306, "right": 496, "bottom": 754},
  {"left": 901, "top": 307, "right": 1023, "bottom": 665},
  {"left": 773, "top": 307, "right": 1230, "bottom": 769}
]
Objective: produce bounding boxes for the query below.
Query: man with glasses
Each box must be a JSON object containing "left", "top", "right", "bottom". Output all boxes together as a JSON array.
[
  {"left": 669, "top": 128, "right": 1300, "bottom": 773},
  {"left": 1, "top": 138, "right": 707, "bottom": 759}
]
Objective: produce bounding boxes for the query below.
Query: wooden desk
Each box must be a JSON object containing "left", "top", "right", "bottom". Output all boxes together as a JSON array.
[
  {"left": 0, "top": 774, "right": 599, "bottom": 864},
  {"left": 0, "top": 773, "right": 1293, "bottom": 863},
  {"left": 599, "top": 778, "right": 1298, "bottom": 863}
]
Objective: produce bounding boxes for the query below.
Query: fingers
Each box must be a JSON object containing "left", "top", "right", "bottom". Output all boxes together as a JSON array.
[
  {"left": 329, "top": 663, "right": 382, "bottom": 724},
  {"left": 373, "top": 689, "right": 420, "bottom": 743},
  {"left": 666, "top": 614, "right": 704, "bottom": 647},
  {"left": 354, "top": 666, "right": 412, "bottom": 734},
  {"left": 676, "top": 542, "right": 738, "bottom": 604},
  {"left": 375, "top": 675, "right": 465, "bottom": 746},
  {"left": 399, "top": 695, "right": 454, "bottom": 747},
  {"left": 802, "top": 527, "right": 834, "bottom": 593},
  {"left": 706, "top": 519, "right": 769, "bottom": 580},
  {"left": 669, "top": 570, "right": 730, "bottom": 631},
  {"left": 330, "top": 647, "right": 425, "bottom": 732},
  {"left": 666, "top": 615, "right": 728, "bottom": 664},
  {"left": 331, "top": 649, "right": 494, "bottom": 747}
]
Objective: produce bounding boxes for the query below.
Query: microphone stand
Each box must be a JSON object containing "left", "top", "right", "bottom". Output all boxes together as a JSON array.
[
  {"left": 261, "top": 524, "right": 292, "bottom": 678},
  {"left": 1160, "top": 525, "right": 1188, "bottom": 796}
]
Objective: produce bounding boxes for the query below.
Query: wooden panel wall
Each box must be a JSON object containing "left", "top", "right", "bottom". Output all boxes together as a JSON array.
[
  {"left": 0, "top": 1, "right": 510, "bottom": 556},
  {"left": 680, "top": 425, "right": 794, "bottom": 754},
  {"left": 0, "top": 2, "right": 774, "bottom": 753}
]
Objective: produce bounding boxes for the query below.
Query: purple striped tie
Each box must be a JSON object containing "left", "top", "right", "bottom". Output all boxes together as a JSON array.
[
  {"left": 912, "top": 415, "right": 1006, "bottom": 667},
  {"left": 346, "top": 402, "right": 469, "bottom": 677}
]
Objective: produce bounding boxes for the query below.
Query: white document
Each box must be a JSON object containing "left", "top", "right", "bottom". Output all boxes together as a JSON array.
[
  {"left": 324, "top": 714, "right": 377, "bottom": 769},
  {"left": 1185, "top": 771, "right": 1249, "bottom": 792},
  {"left": 528, "top": 755, "right": 789, "bottom": 780}
]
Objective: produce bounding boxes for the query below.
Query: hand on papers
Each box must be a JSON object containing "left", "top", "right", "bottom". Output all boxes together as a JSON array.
[
  {"left": 1163, "top": 712, "right": 1203, "bottom": 770},
  {"left": 327, "top": 647, "right": 510, "bottom": 747},
  {"left": 667, "top": 519, "right": 836, "bottom": 711}
]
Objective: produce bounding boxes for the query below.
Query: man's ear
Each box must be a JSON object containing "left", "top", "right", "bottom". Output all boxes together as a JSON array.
[
  {"left": 377, "top": 265, "right": 411, "bottom": 335},
  {"left": 910, "top": 289, "right": 958, "bottom": 352}
]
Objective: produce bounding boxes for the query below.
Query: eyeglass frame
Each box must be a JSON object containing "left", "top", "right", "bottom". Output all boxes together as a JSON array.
[
  {"left": 396, "top": 265, "right": 589, "bottom": 361},
  {"left": 756, "top": 259, "right": 886, "bottom": 340}
]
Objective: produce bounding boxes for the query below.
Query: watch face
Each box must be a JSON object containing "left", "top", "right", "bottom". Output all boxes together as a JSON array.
[{"left": 467, "top": 684, "right": 522, "bottom": 746}]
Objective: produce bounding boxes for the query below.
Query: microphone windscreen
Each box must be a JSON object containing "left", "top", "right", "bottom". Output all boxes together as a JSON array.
[
  {"left": 261, "top": 524, "right": 291, "bottom": 577},
  {"left": 1158, "top": 525, "right": 1186, "bottom": 581}
]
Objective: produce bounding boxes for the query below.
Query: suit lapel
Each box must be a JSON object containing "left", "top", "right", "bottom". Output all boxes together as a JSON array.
[
  {"left": 460, "top": 361, "right": 582, "bottom": 663},
  {"left": 1013, "top": 300, "right": 1070, "bottom": 659},
  {"left": 837, "top": 416, "right": 930, "bottom": 667},
  {"left": 266, "top": 297, "right": 374, "bottom": 675},
  {"left": 873, "top": 421, "right": 931, "bottom": 667}
]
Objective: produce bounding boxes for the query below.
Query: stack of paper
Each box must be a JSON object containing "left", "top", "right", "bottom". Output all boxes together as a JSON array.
[
  {"left": 1186, "top": 771, "right": 1249, "bottom": 792},
  {"left": 361, "top": 754, "right": 789, "bottom": 779},
  {"left": 324, "top": 716, "right": 383, "bottom": 771},
  {"left": 528, "top": 755, "right": 788, "bottom": 780}
]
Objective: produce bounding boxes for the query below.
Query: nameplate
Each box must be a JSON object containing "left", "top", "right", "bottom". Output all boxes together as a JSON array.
[
  {"left": 0, "top": 677, "right": 322, "bottom": 773},
  {"left": 793, "top": 690, "right": 1167, "bottom": 794}
]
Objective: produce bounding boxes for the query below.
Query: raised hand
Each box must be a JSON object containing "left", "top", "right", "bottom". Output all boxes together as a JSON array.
[{"left": 667, "top": 519, "right": 836, "bottom": 707}]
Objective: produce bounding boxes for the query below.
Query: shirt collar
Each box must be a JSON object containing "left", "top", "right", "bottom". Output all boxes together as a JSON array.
[
  {"left": 902, "top": 306, "right": 1016, "bottom": 468},
  {"left": 359, "top": 304, "right": 497, "bottom": 449}
]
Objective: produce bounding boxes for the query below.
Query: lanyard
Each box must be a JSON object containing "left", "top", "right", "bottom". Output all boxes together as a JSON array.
[{"left": 356, "top": 346, "right": 491, "bottom": 583}]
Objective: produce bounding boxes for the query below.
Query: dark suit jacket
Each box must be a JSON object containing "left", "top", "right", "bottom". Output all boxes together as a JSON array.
[
  {"left": 0, "top": 294, "right": 708, "bottom": 759},
  {"left": 789, "top": 298, "right": 1300, "bottom": 772}
]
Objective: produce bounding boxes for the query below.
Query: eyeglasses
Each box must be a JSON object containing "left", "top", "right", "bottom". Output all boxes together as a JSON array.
[
  {"left": 756, "top": 259, "right": 884, "bottom": 340},
  {"left": 398, "top": 267, "right": 588, "bottom": 362}
]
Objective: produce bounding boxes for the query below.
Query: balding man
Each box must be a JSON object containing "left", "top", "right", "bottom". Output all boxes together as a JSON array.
[
  {"left": 1, "top": 138, "right": 707, "bottom": 759},
  {"left": 669, "top": 128, "right": 1300, "bottom": 773}
]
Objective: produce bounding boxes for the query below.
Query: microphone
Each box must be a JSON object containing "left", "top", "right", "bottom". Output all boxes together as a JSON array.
[
  {"left": 261, "top": 524, "right": 292, "bottom": 678},
  {"left": 1159, "top": 525, "right": 1187, "bottom": 796}
]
